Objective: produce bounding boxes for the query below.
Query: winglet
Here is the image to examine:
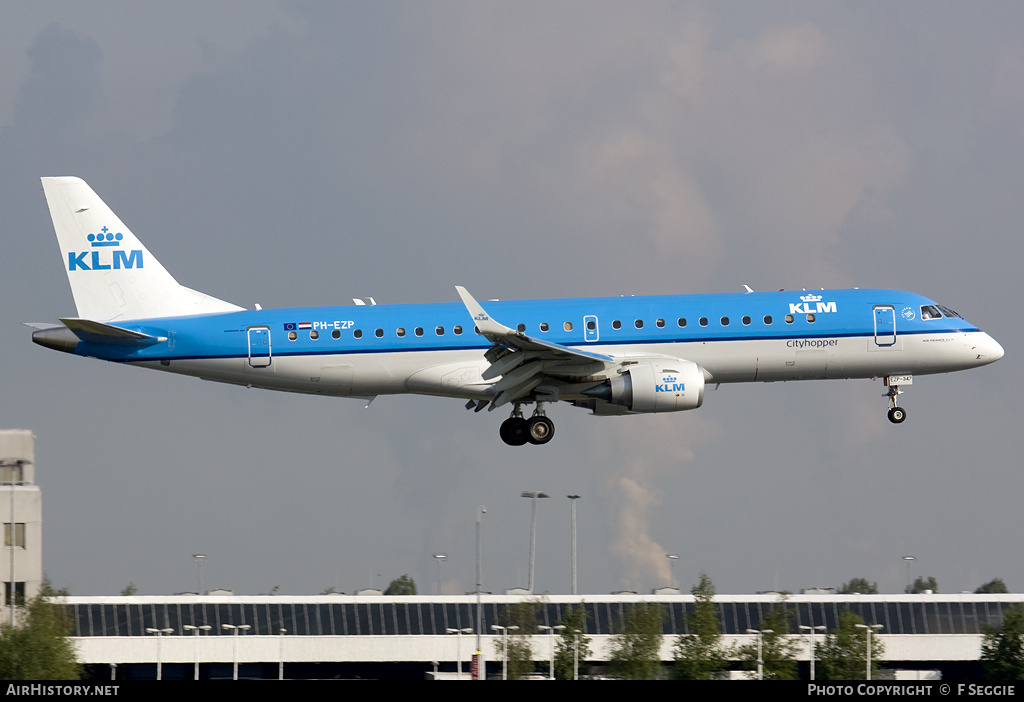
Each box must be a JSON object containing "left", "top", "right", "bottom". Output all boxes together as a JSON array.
[{"left": 455, "top": 286, "right": 513, "bottom": 339}]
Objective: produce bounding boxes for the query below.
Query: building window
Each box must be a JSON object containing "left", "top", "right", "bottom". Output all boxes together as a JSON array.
[
  {"left": 0, "top": 464, "right": 23, "bottom": 486},
  {"left": 3, "top": 582, "right": 25, "bottom": 606},
  {"left": 4, "top": 523, "right": 25, "bottom": 549}
]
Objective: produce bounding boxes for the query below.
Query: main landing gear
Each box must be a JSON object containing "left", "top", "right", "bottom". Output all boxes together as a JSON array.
[
  {"left": 885, "top": 382, "right": 907, "bottom": 424},
  {"left": 499, "top": 403, "right": 555, "bottom": 446}
]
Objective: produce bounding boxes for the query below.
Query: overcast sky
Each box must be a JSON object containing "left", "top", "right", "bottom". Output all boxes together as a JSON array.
[{"left": 2, "top": 1, "right": 1021, "bottom": 598}]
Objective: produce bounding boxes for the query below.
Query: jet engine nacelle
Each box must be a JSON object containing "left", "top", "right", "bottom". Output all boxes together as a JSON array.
[{"left": 588, "top": 360, "right": 705, "bottom": 413}]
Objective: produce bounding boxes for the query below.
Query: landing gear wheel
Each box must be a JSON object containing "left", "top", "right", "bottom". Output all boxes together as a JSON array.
[
  {"left": 887, "top": 407, "right": 906, "bottom": 424},
  {"left": 500, "top": 417, "right": 529, "bottom": 446},
  {"left": 526, "top": 416, "right": 555, "bottom": 445}
]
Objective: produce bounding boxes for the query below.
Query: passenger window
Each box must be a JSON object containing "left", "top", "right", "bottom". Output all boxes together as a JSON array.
[
  {"left": 435, "top": 326, "right": 444, "bottom": 336},
  {"left": 415, "top": 327, "right": 424, "bottom": 337},
  {"left": 517, "top": 323, "right": 526, "bottom": 332},
  {"left": 397, "top": 328, "right": 406, "bottom": 337},
  {"left": 540, "top": 322, "right": 549, "bottom": 332},
  {"left": 353, "top": 329, "right": 362, "bottom": 339},
  {"left": 332, "top": 329, "right": 341, "bottom": 339},
  {"left": 678, "top": 318, "right": 687, "bottom": 327},
  {"left": 612, "top": 320, "right": 621, "bottom": 330},
  {"left": 288, "top": 331, "right": 297, "bottom": 341},
  {"left": 656, "top": 319, "right": 665, "bottom": 328},
  {"left": 635, "top": 319, "right": 644, "bottom": 329},
  {"left": 699, "top": 317, "right": 708, "bottom": 327},
  {"left": 806, "top": 314, "right": 815, "bottom": 323},
  {"left": 375, "top": 328, "right": 384, "bottom": 338},
  {"left": 587, "top": 320, "right": 596, "bottom": 331},
  {"left": 454, "top": 326, "right": 463, "bottom": 335},
  {"left": 785, "top": 315, "right": 794, "bottom": 324},
  {"left": 763, "top": 315, "right": 772, "bottom": 325},
  {"left": 720, "top": 317, "right": 729, "bottom": 326},
  {"left": 310, "top": 330, "right": 319, "bottom": 340},
  {"left": 564, "top": 321, "right": 573, "bottom": 332},
  {"left": 742, "top": 316, "right": 751, "bottom": 326}
]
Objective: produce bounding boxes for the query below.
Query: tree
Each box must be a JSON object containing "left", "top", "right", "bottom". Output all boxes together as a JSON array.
[
  {"left": 977, "top": 578, "right": 1010, "bottom": 594},
  {"left": 735, "top": 596, "right": 800, "bottom": 680},
  {"left": 818, "top": 611, "right": 885, "bottom": 680},
  {"left": 0, "top": 583, "right": 81, "bottom": 679},
  {"left": 384, "top": 574, "right": 416, "bottom": 595},
  {"left": 672, "top": 573, "right": 730, "bottom": 680},
  {"left": 495, "top": 600, "right": 540, "bottom": 680},
  {"left": 905, "top": 576, "right": 937, "bottom": 594},
  {"left": 980, "top": 605, "right": 1024, "bottom": 680},
  {"left": 119, "top": 582, "right": 138, "bottom": 596},
  {"left": 839, "top": 578, "right": 879, "bottom": 595},
  {"left": 608, "top": 603, "right": 666, "bottom": 680},
  {"left": 553, "top": 604, "right": 592, "bottom": 680}
]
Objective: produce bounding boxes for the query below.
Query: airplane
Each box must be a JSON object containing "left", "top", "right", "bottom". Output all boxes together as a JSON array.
[{"left": 31, "top": 177, "right": 1004, "bottom": 446}]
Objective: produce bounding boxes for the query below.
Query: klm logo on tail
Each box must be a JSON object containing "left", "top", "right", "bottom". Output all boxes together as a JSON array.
[{"left": 68, "top": 227, "right": 143, "bottom": 271}]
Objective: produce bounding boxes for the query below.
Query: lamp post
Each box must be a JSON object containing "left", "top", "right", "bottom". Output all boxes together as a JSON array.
[
  {"left": 278, "top": 628, "right": 287, "bottom": 680},
  {"left": 192, "top": 554, "right": 206, "bottom": 595},
  {"left": 221, "top": 624, "right": 251, "bottom": 680},
  {"left": 902, "top": 555, "right": 915, "bottom": 592},
  {"left": 475, "top": 505, "right": 485, "bottom": 680},
  {"left": 666, "top": 554, "right": 680, "bottom": 590},
  {"left": 433, "top": 553, "right": 448, "bottom": 595},
  {"left": 539, "top": 624, "right": 565, "bottom": 679},
  {"left": 567, "top": 495, "right": 580, "bottom": 595},
  {"left": 746, "top": 628, "right": 774, "bottom": 680},
  {"left": 183, "top": 624, "right": 211, "bottom": 680},
  {"left": 855, "top": 624, "right": 883, "bottom": 679},
  {"left": 491, "top": 624, "right": 518, "bottom": 680},
  {"left": 145, "top": 627, "right": 173, "bottom": 680},
  {"left": 799, "top": 625, "right": 826, "bottom": 680},
  {"left": 447, "top": 627, "right": 473, "bottom": 680},
  {"left": 573, "top": 629, "right": 582, "bottom": 680},
  {"left": 521, "top": 491, "right": 549, "bottom": 593}
]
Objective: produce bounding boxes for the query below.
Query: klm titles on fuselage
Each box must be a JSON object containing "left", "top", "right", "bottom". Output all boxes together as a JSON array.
[
  {"left": 789, "top": 294, "right": 837, "bottom": 316},
  {"left": 67, "top": 228, "right": 143, "bottom": 271}
]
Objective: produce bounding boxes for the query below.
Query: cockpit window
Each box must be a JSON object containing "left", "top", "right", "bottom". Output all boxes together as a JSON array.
[
  {"left": 920, "top": 305, "right": 942, "bottom": 320},
  {"left": 937, "top": 305, "right": 961, "bottom": 318}
]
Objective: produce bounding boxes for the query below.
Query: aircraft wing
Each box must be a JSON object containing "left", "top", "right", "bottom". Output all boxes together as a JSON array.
[{"left": 455, "top": 286, "right": 617, "bottom": 408}]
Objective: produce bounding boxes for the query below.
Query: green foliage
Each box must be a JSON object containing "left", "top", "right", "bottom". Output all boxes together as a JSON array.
[
  {"left": 119, "top": 582, "right": 138, "bottom": 596},
  {"left": 608, "top": 603, "right": 666, "bottom": 680},
  {"left": 818, "top": 611, "right": 885, "bottom": 680},
  {"left": 734, "top": 597, "right": 800, "bottom": 680},
  {"left": 905, "top": 576, "right": 937, "bottom": 594},
  {"left": 672, "top": 573, "right": 730, "bottom": 680},
  {"left": 839, "top": 578, "right": 879, "bottom": 594},
  {"left": 0, "top": 586, "right": 82, "bottom": 680},
  {"left": 495, "top": 600, "right": 541, "bottom": 680},
  {"left": 977, "top": 578, "right": 1010, "bottom": 594},
  {"left": 384, "top": 574, "right": 417, "bottom": 595},
  {"left": 553, "top": 604, "right": 592, "bottom": 680},
  {"left": 981, "top": 605, "right": 1024, "bottom": 680}
]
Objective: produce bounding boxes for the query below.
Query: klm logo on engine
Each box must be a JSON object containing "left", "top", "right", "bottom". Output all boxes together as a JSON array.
[
  {"left": 68, "top": 227, "right": 143, "bottom": 271},
  {"left": 789, "top": 293, "right": 836, "bottom": 315},
  {"left": 655, "top": 375, "right": 685, "bottom": 393}
]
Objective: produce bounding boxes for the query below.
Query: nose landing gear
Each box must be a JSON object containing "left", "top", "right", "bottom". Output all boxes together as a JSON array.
[{"left": 885, "top": 379, "right": 907, "bottom": 424}]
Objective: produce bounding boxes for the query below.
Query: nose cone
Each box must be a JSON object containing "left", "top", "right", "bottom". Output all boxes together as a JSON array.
[{"left": 974, "top": 332, "right": 1004, "bottom": 365}]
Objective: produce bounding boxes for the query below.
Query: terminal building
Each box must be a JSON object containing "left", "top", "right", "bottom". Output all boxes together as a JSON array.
[
  {"left": 62, "top": 591, "right": 1020, "bottom": 679},
  {"left": 0, "top": 430, "right": 42, "bottom": 612}
]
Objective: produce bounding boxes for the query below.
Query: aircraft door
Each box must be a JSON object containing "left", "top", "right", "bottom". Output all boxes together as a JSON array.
[
  {"left": 584, "top": 315, "right": 599, "bottom": 342},
  {"left": 247, "top": 326, "right": 272, "bottom": 367},
  {"left": 873, "top": 306, "right": 896, "bottom": 347}
]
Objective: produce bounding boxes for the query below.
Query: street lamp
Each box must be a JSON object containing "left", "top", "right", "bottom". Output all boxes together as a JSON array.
[
  {"left": 192, "top": 554, "right": 206, "bottom": 595},
  {"left": 521, "top": 491, "right": 549, "bottom": 593},
  {"left": 539, "top": 624, "right": 566, "bottom": 679},
  {"left": 855, "top": 624, "right": 883, "bottom": 679},
  {"left": 221, "top": 624, "right": 251, "bottom": 680},
  {"left": 447, "top": 627, "right": 473, "bottom": 680},
  {"left": 746, "top": 628, "right": 774, "bottom": 680},
  {"left": 491, "top": 624, "right": 518, "bottom": 680},
  {"left": 145, "top": 627, "right": 173, "bottom": 680},
  {"left": 475, "top": 505, "right": 486, "bottom": 680},
  {"left": 183, "top": 624, "right": 211, "bottom": 680},
  {"left": 278, "top": 628, "right": 287, "bottom": 680},
  {"left": 902, "top": 555, "right": 915, "bottom": 592},
  {"left": 433, "top": 553, "right": 448, "bottom": 595},
  {"left": 567, "top": 495, "right": 580, "bottom": 595},
  {"left": 666, "top": 554, "right": 680, "bottom": 590},
  {"left": 799, "top": 625, "right": 827, "bottom": 680}
]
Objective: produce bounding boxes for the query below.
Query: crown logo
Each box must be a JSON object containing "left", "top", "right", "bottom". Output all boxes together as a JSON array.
[
  {"left": 800, "top": 293, "right": 822, "bottom": 303},
  {"left": 88, "top": 226, "right": 123, "bottom": 247},
  {"left": 663, "top": 376, "right": 677, "bottom": 382}
]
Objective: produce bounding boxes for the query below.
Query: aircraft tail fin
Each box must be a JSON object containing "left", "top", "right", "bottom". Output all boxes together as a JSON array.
[{"left": 41, "top": 177, "right": 243, "bottom": 322}]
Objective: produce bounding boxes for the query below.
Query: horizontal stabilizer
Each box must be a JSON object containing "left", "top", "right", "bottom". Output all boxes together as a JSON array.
[{"left": 59, "top": 318, "right": 165, "bottom": 346}]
